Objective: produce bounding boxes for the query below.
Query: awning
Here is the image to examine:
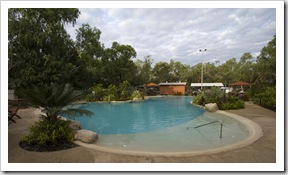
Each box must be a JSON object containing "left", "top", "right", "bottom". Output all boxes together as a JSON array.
[
  {"left": 191, "top": 83, "right": 224, "bottom": 87},
  {"left": 229, "top": 81, "right": 250, "bottom": 86}
]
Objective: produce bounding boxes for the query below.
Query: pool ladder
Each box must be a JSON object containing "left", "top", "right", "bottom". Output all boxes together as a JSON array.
[{"left": 187, "top": 120, "right": 223, "bottom": 138}]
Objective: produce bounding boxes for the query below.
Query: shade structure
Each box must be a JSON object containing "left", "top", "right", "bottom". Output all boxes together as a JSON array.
[
  {"left": 229, "top": 81, "right": 250, "bottom": 86},
  {"left": 146, "top": 82, "right": 159, "bottom": 87},
  {"left": 191, "top": 83, "right": 224, "bottom": 87}
]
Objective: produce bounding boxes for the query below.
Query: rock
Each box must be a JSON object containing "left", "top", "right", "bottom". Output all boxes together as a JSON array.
[
  {"left": 58, "top": 116, "right": 67, "bottom": 121},
  {"left": 69, "top": 120, "right": 81, "bottom": 134},
  {"left": 205, "top": 103, "right": 218, "bottom": 112},
  {"left": 74, "top": 130, "right": 98, "bottom": 143},
  {"left": 133, "top": 97, "right": 143, "bottom": 101}
]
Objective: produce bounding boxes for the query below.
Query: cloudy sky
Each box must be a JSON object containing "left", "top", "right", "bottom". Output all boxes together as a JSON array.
[{"left": 66, "top": 8, "right": 276, "bottom": 66}]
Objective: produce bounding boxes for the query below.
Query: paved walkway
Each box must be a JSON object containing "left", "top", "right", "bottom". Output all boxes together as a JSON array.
[{"left": 8, "top": 102, "right": 276, "bottom": 163}]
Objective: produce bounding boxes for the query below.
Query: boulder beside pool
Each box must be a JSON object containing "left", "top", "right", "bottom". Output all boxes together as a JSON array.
[
  {"left": 69, "top": 120, "right": 81, "bottom": 134},
  {"left": 205, "top": 103, "right": 218, "bottom": 112},
  {"left": 74, "top": 130, "right": 98, "bottom": 143}
]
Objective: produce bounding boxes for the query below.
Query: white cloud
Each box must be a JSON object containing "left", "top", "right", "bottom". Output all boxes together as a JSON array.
[{"left": 66, "top": 8, "right": 276, "bottom": 66}]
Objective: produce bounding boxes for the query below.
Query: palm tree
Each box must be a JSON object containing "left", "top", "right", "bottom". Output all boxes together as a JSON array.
[{"left": 18, "top": 83, "right": 93, "bottom": 121}]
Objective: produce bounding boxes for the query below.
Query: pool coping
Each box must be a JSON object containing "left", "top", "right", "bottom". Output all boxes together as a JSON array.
[{"left": 74, "top": 110, "right": 263, "bottom": 157}]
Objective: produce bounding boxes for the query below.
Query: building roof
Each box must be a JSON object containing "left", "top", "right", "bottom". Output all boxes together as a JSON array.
[
  {"left": 159, "top": 82, "right": 187, "bottom": 86},
  {"left": 146, "top": 82, "right": 159, "bottom": 87},
  {"left": 191, "top": 83, "right": 224, "bottom": 87},
  {"left": 229, "top": 81, "right": 250, "bottom": 86}
]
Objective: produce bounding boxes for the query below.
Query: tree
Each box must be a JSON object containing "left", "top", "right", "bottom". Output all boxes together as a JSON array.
[
  {"left": 255, "top": 35, "right": 276, "bottom": 86},
  {"left": 169, "top": 59, "right": 190, "bottom": 82},
  {"left": 134, "top": 55, "right": 153, "bottom": 85},
  {"left": 190, "top": 63, "right": 202, "bottom": 83},
  {"left": 8, "top": 8, "right": 87, "bottom": 89},
  {"left": 237, "top": 53, "right": 256, "bottom": 84},
  {"left": 75, "top": 23, "right": 105, "bottom": 87},
  {"left": 102, "top": 42, "right": 137, "bottom": 86},
  {"left": 19, "top": 83, "right": 93, "bottom": 148},
  {"left": 217, "top": 58, "right": 239, "bottom": 86},
  {"left": 152, "top": 62, "right": 172, "bottom": 83},
  {"left": 18, "top": 83, "right": 93, "bottom": 121},
  {"left": 141, "top": 55, "right": 154, "bottom": 84}
]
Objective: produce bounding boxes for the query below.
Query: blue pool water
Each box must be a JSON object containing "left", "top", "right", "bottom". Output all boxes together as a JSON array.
[{"left": 68, "top": 97, "right": 204, "bottom": 134}]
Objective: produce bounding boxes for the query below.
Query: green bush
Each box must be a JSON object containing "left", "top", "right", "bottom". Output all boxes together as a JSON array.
[
  {"left": 118, "top": 80, "right": 131, "bottom": 101},
  {"left": 254, "top": 86, "right": 276, "bottom": 110},
  {"left": 22, "top": 119, "right": 74, "bottom": 147},
  {"left": 130, "top": 90, "right": 143, "bottom": 100},
  {"left": 203, "top": 87, "right": 224, "bottom": 103},
  {"left": 103, "top": 94, "right": 116, "bottom": 102},
  {"left": 193, "top": 92, "right": 205, "bottom": 105},
  {"left": 193, "top": 87, "right": 245, "bottom": 110},
  {"left": 86, "top": 84, "right": 106, "bottom": 101},
  {"left": 86, "top": 81, "right": 139, "bottom": 102},
  {"left": 219, "top": 96, "right": 245, "bottom": 110}
]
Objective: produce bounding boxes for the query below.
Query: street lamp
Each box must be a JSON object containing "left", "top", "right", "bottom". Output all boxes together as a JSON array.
[{"left": 199, "top": 49, "right": 207, "bottom": 90}]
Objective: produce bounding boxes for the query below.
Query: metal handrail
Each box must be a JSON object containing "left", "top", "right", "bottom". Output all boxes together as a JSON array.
[{"left": 187, "top": 120, "right": 223, "bottom": 138}]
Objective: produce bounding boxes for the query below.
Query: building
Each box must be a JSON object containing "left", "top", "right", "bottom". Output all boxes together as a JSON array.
[
  {"left": 190, "top": 83, "right": 224, "bottom": 87},
  {"left": 190, "top": 83, "right": 224, "bottom": 95},
  {"left": 159, "top": 82, "right": 187, "bottom": 95}
]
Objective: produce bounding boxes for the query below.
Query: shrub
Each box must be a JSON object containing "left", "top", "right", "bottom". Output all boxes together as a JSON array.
[
  {"left": 103, "top": 94, "right": 116, "bottom": 102},
  {"left": 86, "top": 84, "right": 106, "bottom": 101},
  {"left": 107, "top": 84, "right": 118, "bottom": 98},
  {"left": 193, "top": 92, "right": 205, "bottom": 105},
  {"left": 193, "top": 87, "right": 245, "bottom": 110},
  {"left": 219, "top": 96, "right": 245, "bottom": 110},
  {"left": 22, "top": 119, "right": 74, "bottom": 147},
  {"left": 130, "top": 90, "right": 143, "bottom": 100},
  {"left": 203, "top": 87, "right": 224, "bottom": 104},
  {"left": 254, "top": 86, "right": 276, "bottom": 110},
  {"left": 118, "top": 81, "right": 131, "bottom": 101}
]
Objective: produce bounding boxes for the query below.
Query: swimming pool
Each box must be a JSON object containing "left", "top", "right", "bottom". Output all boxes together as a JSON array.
[
  {"left": 72, "top": 96, "right": 204, "bottom": 134},
  {"left": 69, "top": 96, "right": 263, "bottom": 154}
]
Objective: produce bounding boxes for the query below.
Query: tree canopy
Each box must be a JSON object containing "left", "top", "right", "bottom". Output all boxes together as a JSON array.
[
  {"left": 8, "top": 8, "right": 85, "bottom": 88},
  {"left": 8, "top": 8, "right": 276, "bottom": 108}
]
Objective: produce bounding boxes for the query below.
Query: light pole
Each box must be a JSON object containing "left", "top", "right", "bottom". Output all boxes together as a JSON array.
[{"left": 199, "top": 49, "right": 207, "bottom": 90}]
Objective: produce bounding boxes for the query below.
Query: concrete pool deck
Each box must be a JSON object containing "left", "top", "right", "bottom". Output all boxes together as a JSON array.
[{"left": 8, "top": 102, "right": 276, "bottom": 163}]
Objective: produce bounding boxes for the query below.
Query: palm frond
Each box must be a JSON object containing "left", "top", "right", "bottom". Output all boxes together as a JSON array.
[
  {"left": 17, "top": 83, "right": 93, "bottom": 121},
  {"left": 59, "top": 108, "right": 93, "bottom": 118}
]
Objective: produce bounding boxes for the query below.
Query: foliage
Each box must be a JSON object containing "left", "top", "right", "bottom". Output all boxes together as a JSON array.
[
  {"left": 102, "top": 42, "right": 137, "bottom": 86},
  {"left": 134, "top": 55, "right": 153, "bottom": 85},
  {"left": 8, "top": 8, "right": 275, "bottom": 111},
  {"left": 118, "top": 80, "right": 131, "bottom": 100},
  {"left": 192, "top": 92, "right": 205, "bottom": 105},
  {"left": 8, "top": 8, "right": 91, "bottom": 89},
  {"left": 104, "top": 84, "right": 118, "bottom": 101},
  {"left": 86, "top": 81, "right": 134, "bottom": 102},
  {"left": 193, "top": 88, "right": 244, "bottom": 110},
  {"left": 152, "top": 62, "right": 172, "bottom": 83},
  {"left": 75, "top": 23, "right": 104, "bottom": 88},
  {"left": 202, "top": 87, "right": 224, "bottom": 104},
  {"left": 254, "top": 35, "right": 276, "bottom": 86},
  {"left": 130, "top": 90, "right": 143, "bottom": 100},
  {"left": 86, "top": 84, "right": 105, "bottom": 101},
  {"left": 253, "top": 86, "right": 276, "bottom": 110},
  {"left": 17, "top": 83, "right": 93, "bottom": 121},
  {"left": 22, "top": 119, "right": 74, "bottom": 147},
  {"left": 218, "top": 96, "right": 245, "bottom": 110}
]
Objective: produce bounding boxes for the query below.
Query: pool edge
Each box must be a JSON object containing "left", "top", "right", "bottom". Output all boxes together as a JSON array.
[{"left": 74, "top": 110, "right": 263, "bottom": 157}]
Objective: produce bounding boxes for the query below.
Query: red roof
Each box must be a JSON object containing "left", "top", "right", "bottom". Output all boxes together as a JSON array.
[
  {"left": 229, "top": 81, "right": 250, "bottom": 86},
  {"left": 146, "top": 83, "right": 159, "bottom": 87}
]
